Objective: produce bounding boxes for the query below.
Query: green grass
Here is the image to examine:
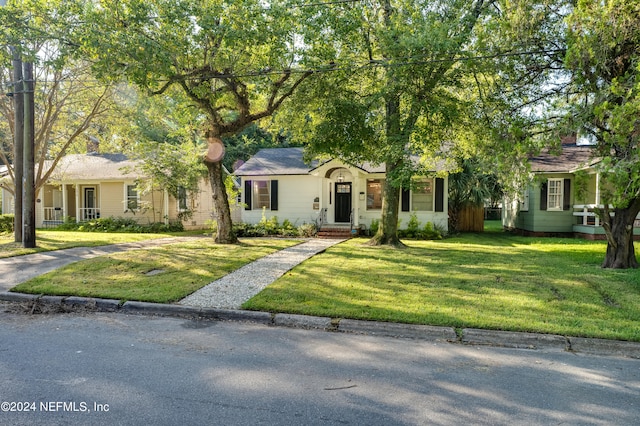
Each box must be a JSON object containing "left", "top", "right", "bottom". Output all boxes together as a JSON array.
[
  {"left": 7, "top": 224, "right": 640, "bottom": 341},
  {"left": 0, "top": 230, "right": 205, "bottom": 258},
  {"left": 12, "top": 238, "right": 300, "bottom": 303},
  {"left": 243, "top": 230, "right": 640, "bottom": 342}
]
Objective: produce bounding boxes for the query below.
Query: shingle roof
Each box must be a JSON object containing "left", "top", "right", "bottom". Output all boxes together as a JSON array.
[
  {"left": 529, "top": 143, "right": 598, "bottom": 173},
  {"left": 234, "top": 148, "right": 319, "bottom": 176},
  {"left": 233, "top": 147, "right": 449, "bottom": 176},
  {"left": 48, "top": 153, "right": 141, "bottom": 181}
]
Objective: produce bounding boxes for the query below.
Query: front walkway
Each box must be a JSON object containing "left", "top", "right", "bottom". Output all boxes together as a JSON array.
[{"left": 179, "top": 238, "right": 345, "bottom": 309}]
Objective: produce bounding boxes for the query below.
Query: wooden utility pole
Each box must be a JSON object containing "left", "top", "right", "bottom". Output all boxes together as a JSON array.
[
  {"left": 11, "top": 47, "right": 24, "bottom": 243},
  {"left": 22, "top": 61, "right": 36, "bottom": 248}
]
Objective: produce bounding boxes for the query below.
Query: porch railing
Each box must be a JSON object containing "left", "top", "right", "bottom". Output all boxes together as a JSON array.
[
  {"left": 79, "top": 208, "right": 100, "bottom": 221},
  {"left": 315, "top": 208, "right": 328, "bottom": 229},
  {"left": 573, "top": 204, "right": 640, "bottom": 227},
  {"left": 43, "top": 207, "right": 64, "bottom": 222}
]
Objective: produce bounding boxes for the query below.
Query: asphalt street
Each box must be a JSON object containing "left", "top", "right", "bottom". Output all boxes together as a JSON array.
[{"left": 0, "top": 308, "right": 638, "bottom": 426}]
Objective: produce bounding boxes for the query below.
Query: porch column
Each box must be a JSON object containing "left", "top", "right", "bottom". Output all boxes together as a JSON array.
[
  {"left": 75, "top": 184, "right": 80, "bottom": 223},
  {"left": 62, "top": 184, "right": 67, "bottom": 221},
  {"left": 164, "top": 188, "right": 169, "bottom": 225},
  {"left": 595, "top": 173, "right": 600, "bottom": 227},
  {"left": 350, "top": 168, "right": 360, "bottom": 227}
]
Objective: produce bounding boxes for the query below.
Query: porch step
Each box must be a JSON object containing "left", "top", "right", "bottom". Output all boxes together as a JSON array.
[{"left": 317, "top": 226, "right": 354, "bottom": 239}]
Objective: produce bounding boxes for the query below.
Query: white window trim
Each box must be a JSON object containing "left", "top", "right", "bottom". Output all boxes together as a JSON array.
[
  {"left": 411, "top": 178, "right": 434, "bottom": 212},
  {"left": 366, "top": 179, "right": 384, "bottom": 211},
  {"left": 177, "top": 186, "right": 188, "bottom": 212},
  {"left": 252, "top": 180, "right": 271, "bottom": 210},
  {"left": 124, "top": 184, "right": 140, "bottom": 212},
  {"left": 547, "top": 178, "right": 563, "bottom": 211}
]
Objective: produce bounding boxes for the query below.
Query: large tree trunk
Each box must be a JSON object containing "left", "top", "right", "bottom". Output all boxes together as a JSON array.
[
  {"left": 205, "top": 160, "right": 238, "bottom": 244},
  {"left": 601, "top": 201, "right": 640, "bottom": 269},
  {"left": 368, "top": 162, "right": 405, "bottom": 248}
]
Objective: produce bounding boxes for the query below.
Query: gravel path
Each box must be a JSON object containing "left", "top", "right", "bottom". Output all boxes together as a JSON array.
[{"left": 179, "top": 238, "right": 346, "bottom": 309}]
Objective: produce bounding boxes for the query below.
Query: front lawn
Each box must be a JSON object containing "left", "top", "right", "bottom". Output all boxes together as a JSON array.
[
  {"left": 11, "top": 238, "right": 300, "bottom": 303},
  {"left": 243, "top": 232, "right": 640, "bottom": 341},
  {"left": 0, "top": 230, "right": 204, "bottom": 258}
]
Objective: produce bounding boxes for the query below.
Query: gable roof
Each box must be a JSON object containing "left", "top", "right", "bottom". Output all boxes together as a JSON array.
[
  {"left": 48, "top": 153, "right": 142, "bottom": 181},
  {"left": 234, "top": 148, "right": 319, "bottom": 176},
  {"left": 233, "top": 147, "right": 449, "bottom": 176},
  {"left": 529, "top": 143, "right": 598, "bottom": 173}
]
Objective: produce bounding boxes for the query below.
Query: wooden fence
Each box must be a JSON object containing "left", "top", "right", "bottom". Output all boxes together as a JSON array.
[{"left": 450, "top": 205, "right": 485, "bottom": 232}]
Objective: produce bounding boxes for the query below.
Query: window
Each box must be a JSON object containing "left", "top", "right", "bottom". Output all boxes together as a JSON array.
[
  {"left": 412, "top": 179, "right": 433, "bottom": 211},
  {"left": 177, "top": 186, "right": 188, "bottom": 211},
  {"left": 547, "top": 179, "right": 563, "bottom": 211},
  {"left": 367, "top": 179, "right": 383, "bottom": 210},
  {"left": 253, "top": 180, "right": 271, "bottom": 209},
  {"left": 126, "top": 185, "right": 139, "bottom": 211}
]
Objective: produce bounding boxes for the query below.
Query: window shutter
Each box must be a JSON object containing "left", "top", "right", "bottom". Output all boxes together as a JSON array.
[
  {"left": 435, "top": 178, "right": 444, "bottom": 212},
  {"left": 270, "top": 180, "right": 278, "bottom": 211},
  {"left": 401, "top": 188, "right": 410, "bottom": 212},
  {"left": 563, "top": 179, "right": 571, "bottom": 211},
  {"left": 540, "top": 182, "right": 548, "bottom": 210},
  {"left": 244, "top": 180, "right": 252, "bottom": 210}
]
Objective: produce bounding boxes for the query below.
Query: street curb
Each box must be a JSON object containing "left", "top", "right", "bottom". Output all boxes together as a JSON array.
[
  {"left": 461, "top": 328, "right": 570, "bottom": 351},
  {"left": 2, "top": 291, "right": 639, "bottom": 359},
  {"left": 339, "top": 319, "right": 457, "bottom": 341}
]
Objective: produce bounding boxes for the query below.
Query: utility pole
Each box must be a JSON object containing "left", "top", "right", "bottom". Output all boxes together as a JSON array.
[
  {"left": 22, "top": 61, "right": 35, "bottom": 248},
  {"left": 11, "top": 47, "right": 24, "bottom": 243}
]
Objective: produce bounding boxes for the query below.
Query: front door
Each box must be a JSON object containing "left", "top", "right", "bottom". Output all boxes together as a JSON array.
[
  {"left": 335, "top": 183, "right": 352, "bottom": 223},
  {"left": 84, "top": 187, "right": 96, "bottom": 219}
]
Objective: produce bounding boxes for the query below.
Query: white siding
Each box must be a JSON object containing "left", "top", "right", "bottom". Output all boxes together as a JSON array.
[{"left": 240, "top": 175, "right": 319, "bottom": 225}]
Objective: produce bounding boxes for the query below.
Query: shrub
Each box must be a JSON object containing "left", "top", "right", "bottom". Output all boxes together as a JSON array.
[
  {"left": 232, "top": 219, "right": 316, "bottom": 238},
  {"left": 369, "top": 219, "right": 380, "bottom": 236},
  {"left": 54, "top": 217, "right": 183, "bottom": 233},
  {"left": 0, "top": 214, "right": 14, "bottom": 234},
  {"left": 297, "top": 223, "right": 317, "bottom": 238}
]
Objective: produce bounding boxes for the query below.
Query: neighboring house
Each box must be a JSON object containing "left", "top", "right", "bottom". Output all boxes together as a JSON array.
[
  {"left": 233, "top": 147, "right": 449, "bottom": 233},
  {"left": 0, "top": 153, "right": 237, "bottom": 229},
  {"left": 502, "top": 140, "right": 640, "bottom": 239}
]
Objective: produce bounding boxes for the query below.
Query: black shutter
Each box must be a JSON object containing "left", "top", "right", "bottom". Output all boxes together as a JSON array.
[
  {"left": 563, "top": 179, "right": 571, "bottom": 211},
  {"left": 401, "top": 188, "right": 410, "bottom": 212},
  {"left": 244, "top": 180, "right": 252, "bottom": 210},
  {"left": 270, "top": 180, "right": 278, "bottom": 211},
  {"left": 540, "top": 182, "right": 548, "bottom": 210},
  {"left": 435, "top": 178, "right": 444, "bottom": 212}
]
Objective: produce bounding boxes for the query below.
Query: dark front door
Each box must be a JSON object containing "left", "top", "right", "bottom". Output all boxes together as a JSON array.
[{"left": 335, "top": 183, "right": 352, "bottom": 223}]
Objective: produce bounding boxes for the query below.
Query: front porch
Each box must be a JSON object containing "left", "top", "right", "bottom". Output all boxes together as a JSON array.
[
  {"left": 573, "top": 204, "right": 640, "bottom": 240},
  {"left": 40, "top": 183, "right": 100, "bottom": 227}
]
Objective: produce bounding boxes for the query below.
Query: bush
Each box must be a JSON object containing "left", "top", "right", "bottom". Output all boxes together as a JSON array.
[
  {"left": 369, "top": 219, "right": 380, "bottom": 236},
  {"left": 232, "top": 218, "right": 317, "bottom": 238},
  {"left": 54, "top": 217, "right": 183, "bottom": 233},
  {"left": 0, "top": 214, "right": 14, "bottom": 234},
  {"left": 397, "top": 214, "right": 444, "bottom": 240}
]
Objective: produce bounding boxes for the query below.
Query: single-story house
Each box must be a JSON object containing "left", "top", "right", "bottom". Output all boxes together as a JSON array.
[
  {"left": 0, "top": 153, "right": 237, "bottom": 229},
  {"left": 502, "top": 141, "right": 640, "bottom": 239},
  {"left": 233, "top": 147, "right": 449, "bottom": 233}
]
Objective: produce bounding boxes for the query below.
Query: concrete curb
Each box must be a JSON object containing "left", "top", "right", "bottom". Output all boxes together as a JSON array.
[{"left": 2, "top": 291, "right": 639, "bottom": 359}]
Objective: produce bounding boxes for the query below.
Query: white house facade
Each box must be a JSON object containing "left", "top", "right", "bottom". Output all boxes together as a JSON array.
[{"left": 234, "top": 147, "right": 449, "bottom": 232}]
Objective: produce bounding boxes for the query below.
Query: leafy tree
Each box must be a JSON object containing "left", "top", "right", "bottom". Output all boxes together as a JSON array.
[
  {"left": 563, "top": 0, "right": 640, "bottom": 268},
  {"left": 76, "top": 0, "right": 334, "bottom": 243},
  {"left": 0, "top": 1, "right": 115, "bottom": 214},
  {"left": 292, "top": 0, "right": 492, "bottom": 247},
  {"left": 222, "top": 124, "right": 300, "bottom": 172}
]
